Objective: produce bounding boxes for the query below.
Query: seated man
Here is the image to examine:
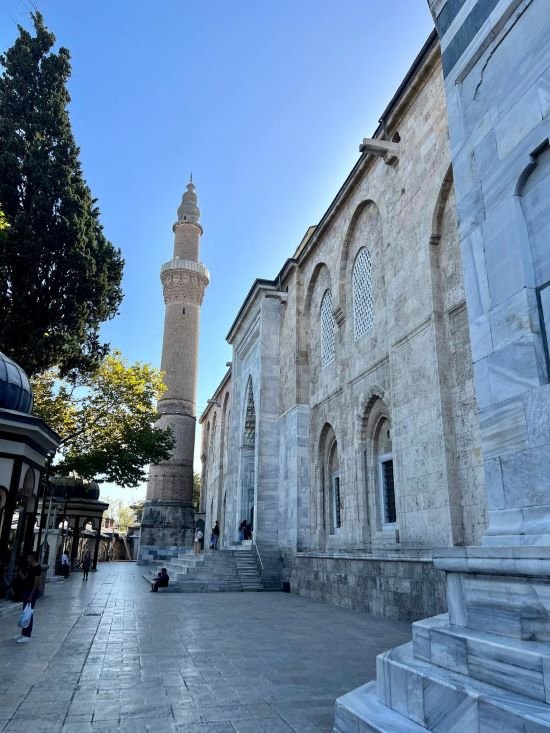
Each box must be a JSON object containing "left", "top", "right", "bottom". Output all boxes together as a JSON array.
[{"left": 151, "top": 568, "right": 169, "bottom": 592}]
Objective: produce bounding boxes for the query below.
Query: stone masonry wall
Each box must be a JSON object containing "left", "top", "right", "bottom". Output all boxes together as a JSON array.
[{"left": 288, "top": 553, "right": 447, "bottom": 623}]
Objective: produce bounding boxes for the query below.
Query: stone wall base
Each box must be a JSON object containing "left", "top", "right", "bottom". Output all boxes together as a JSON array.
[
  {"left": 137, "top": 501, "right": 195, "bottom": 564},
  {"left": 288, "top": 551, "right": 447, "bottom": 623}
]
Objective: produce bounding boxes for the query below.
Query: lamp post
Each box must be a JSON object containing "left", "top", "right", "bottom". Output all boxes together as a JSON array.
[{"left": 36, "top": 451, "right": 54, "bottom": 562}]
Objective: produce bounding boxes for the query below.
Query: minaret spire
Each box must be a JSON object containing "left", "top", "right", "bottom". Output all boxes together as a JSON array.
[{"left": 138, "top": 180, "right": 210, "bottom": 562}]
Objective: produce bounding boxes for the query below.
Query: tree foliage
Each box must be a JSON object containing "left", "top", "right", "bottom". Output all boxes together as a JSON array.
[
  {"left": 32, "top": 352, "right": 174, "bottom": 487},
  {"left": 193, "top": 473, "right": 201, "bottom": 513},
  {"left": 103, "top": 498, "right": 137, "bottom": 534},
  {"left": 0, "top": 13, "right": 123, "bottom": 377}
]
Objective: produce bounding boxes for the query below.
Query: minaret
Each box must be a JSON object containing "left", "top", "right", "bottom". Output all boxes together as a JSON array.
[{"left": 138, "top": 180, "right": 209, "bottom": 562}]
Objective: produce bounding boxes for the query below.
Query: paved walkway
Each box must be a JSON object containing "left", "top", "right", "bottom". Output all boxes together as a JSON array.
[{"left": 0, "top": 563, "right": 411, "bottom": 732}]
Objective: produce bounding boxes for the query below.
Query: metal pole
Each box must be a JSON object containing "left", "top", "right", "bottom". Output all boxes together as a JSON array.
[
  {"left": 40, "top": 496, "right": 53, "bottom": 564},
  {"left": 35, "top": 453, "right": 53, "bottom": 558}
]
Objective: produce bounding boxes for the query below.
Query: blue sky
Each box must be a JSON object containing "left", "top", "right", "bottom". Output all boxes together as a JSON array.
[{"left": 1, "top": 0, "right": 434, "bottom": 502}]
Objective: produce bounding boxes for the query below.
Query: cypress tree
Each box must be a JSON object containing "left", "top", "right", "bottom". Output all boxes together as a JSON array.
[{"left": 0, "top": 13, "right": 123, "bottom": 377}]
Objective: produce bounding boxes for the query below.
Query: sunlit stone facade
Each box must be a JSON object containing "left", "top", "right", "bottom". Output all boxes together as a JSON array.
[{"left": 200, "top": 33, "right": 487, "bottom": 621}]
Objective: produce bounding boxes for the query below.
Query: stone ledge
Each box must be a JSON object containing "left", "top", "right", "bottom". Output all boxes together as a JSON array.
[
  {"left": 434, "top": 545, "right": 550, "bottom": 576},
  {"left": 295, "top": 551, "right": 435, "bottom": 564}
]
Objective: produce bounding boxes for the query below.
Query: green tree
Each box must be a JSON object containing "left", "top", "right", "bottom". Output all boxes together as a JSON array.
[
  {"left": 32, "top": 352, "right": 174, "bottom": 487},
  {"left": 102, "top": 498, "right": 136, "bottom": 534},
  {"left": 130, "top": 500, "right": 145, "bottom": 523},
  {"left": 0, "top": 13, "right": 123, "bottom": 377},
  {"left": 193, "top": 473, "right": 201, "bottom": 513}
]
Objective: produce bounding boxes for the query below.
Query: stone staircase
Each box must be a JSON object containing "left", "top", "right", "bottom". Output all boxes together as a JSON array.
[
  {"left": 334, "top": 612, "right": 550, "bottom": 732},
  {"left": 142, "top": 545, "right": 267, "bottom": 593}
]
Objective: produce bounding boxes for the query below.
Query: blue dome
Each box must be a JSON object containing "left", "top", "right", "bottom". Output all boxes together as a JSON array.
[{"left": 0, "top": 352, "right": 33, "bottom": 414}]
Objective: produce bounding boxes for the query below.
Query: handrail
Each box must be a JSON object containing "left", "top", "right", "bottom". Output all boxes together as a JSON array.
[{"left": 252, "top": 541, "right": 264, "bottom": 577}]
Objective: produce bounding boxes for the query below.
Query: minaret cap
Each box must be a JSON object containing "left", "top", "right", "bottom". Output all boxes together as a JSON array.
[{"left": 177, "top": 179, "right": 200, "bottom": 225}]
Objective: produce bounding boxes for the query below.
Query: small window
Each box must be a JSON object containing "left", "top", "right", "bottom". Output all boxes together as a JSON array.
[
  {"left": 353, "top": 248, "right": 374, "bottom": 340},
  {"left": 379, "top": 453, "right": 396, "bottom": 525},
  {"left": 333, "top": 475, "right": 342, "bottom": 529},
  {"left": 320, "top": 289, "right": 336, "bottom": 366}
]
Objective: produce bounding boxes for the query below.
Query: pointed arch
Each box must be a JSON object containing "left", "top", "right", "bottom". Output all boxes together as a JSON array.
[
  {"left": 303, "top": 261, "right": 331, "bottom": 322},
  {"left": 429, "top": 165, "right": 454, "bottom": 246},
  {"left": 337, "top": 199, "right": 382, "bottom": 313},
  {"left": 356, "top": 384, "right": 390, "bottom": 442}
]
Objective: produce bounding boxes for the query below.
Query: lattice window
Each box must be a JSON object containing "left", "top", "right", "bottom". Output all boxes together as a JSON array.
[
  {"left": 210, "top": 415, "right": 217, "bottom": 455},
  {"left": 353, "top": 248, "right": 374, "bottom": 340},
  {"left": 243, "top": 380, "right": 256, "bottom": 447},
  {"left": 320, "top": 289, "right": 336, "bottom": 366}
]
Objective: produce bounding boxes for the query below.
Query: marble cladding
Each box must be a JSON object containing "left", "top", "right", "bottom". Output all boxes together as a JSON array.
[
  {"left": 412, "top": 613, "right": 550, "bottom": 703},
  {"left": 443, "top": 0, "right": 550, "bottom": 541},
  {"left": 374, "top": 641, "right": 550, "bottom": 732}
]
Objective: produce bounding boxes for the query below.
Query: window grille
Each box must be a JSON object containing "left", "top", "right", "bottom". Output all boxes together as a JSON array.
[
  {"left": 333, "top": 475, "right": 342, "bottom": 528},
  {"left": 353, "top": 248, "right": 374, "bottom": 340},
  {"left": 243, "top": 381, "right": 256, "bottom": 447},
  {"left": 380, "top": 458, "right": 396, "bottom": 524},
  {"left": 320, "top": 289, "right": 336, "bottom": 366}
]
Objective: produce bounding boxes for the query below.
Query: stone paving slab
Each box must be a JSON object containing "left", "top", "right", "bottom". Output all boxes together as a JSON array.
[{"left": 0, "top": 563, "right": 411, "bottom": 732}]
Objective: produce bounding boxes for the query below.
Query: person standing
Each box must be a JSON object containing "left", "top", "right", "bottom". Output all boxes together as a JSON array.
[
  {"left": 16, "top": 552, "right": 42, "bottom": 643},
  {"left": 193, "top": 528, "right": 203, "bottom": 555},
  {"left": 60, "top": 550, "right": 70, "bottom": 577},
  {"left": 212, "top": 521, "right": 220, "bottom": 550},
  {"left": 82, "top": 551, "right": 91, "bottom": 581}
]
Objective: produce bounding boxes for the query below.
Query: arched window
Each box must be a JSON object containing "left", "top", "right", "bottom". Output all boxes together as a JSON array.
[
  {"left": 328, "top": 440, "right": 342, "bottom": 532},
  {"left": 376, "top": 418, "right": 395, "bottom": 526},
  {"left": 353, "top": 248, "right": 374, "bottom": 340},
  {"left": 320, "top": 289, "right": 336, "bottom": 366},
  {"left": 210, "top": 414, "right": 218, "bottom": 457},
  {"left": 243, "top": 381, "right": 256, "bottom": 447}
]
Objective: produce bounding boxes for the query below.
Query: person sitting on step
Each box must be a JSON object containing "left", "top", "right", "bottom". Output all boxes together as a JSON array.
[{"left": 151, "top": 568, "right": 169, "bottom": 592}]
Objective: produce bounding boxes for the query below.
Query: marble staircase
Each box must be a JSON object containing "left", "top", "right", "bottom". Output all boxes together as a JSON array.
[
  {"left": 335, "top": 636, "right": 550, "bottom": 732},
  {"left": 142, "top": 546, "right": 266, "bottom": 592},
  {"left": 334, "top": 547, "right": 550, "bottom": 732}
]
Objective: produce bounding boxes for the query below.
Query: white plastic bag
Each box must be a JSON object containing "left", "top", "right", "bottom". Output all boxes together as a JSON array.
[{"left": 17, "top": 603, "right": 33, "bottom": 629}]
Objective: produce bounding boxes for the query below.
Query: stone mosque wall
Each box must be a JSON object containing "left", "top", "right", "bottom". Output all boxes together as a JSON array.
[{"left": 199, "top": 34, "right": 487, "bottom": 622}]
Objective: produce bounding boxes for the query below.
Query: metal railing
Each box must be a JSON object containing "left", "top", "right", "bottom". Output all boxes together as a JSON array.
[{"left": 252, "top": 541, "right": 264, "bottom": 577}]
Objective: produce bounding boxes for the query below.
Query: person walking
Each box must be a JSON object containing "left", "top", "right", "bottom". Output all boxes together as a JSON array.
[
  {"left": 15, "top": 552, "right": 42, "bottom": 643},
  {"left": 193, "top": 527, "right": 203, "bottom": 555},
  {"left": 82, "top": 551, "right": 91, "bottom": 581}
]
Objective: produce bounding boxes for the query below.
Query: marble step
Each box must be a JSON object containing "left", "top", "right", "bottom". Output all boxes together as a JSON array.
[
  {"left": 141, "top": 573, "right": 263, "bottom": 592},
  {"left": 334, "top": 681, "right": 428, "bottom": 733},
  {"left": 413, "top": 613, "right": 550, "bottom": 703},
  {"left": 376, "top": 642, "right": 550, "bottom": 731}
]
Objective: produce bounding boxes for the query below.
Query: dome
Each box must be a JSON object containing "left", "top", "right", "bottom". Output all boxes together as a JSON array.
[
  {"left": 177, "top": 180, "right": 201, "bottom": 224},
  {"left": 48, "top": 476, "right": 101, "bottom": 501},
  {"left": 0, "top": 352, "right": 33, "bottom": 414}
]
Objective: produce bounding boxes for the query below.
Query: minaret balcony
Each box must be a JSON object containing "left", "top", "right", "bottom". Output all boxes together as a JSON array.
[{"left": 160, "top": 258, "right": 210, "bottom": 281}]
